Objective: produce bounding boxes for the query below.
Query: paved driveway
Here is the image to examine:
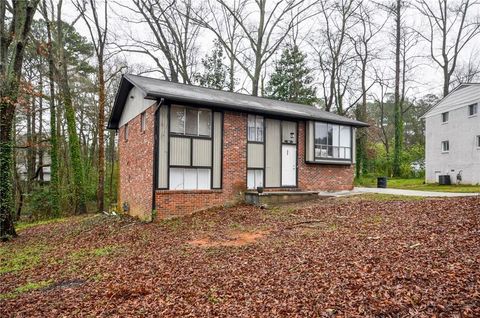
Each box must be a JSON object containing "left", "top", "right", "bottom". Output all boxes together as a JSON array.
[{"left": 353, "top": 187, "right": 479, "bottom": 197}]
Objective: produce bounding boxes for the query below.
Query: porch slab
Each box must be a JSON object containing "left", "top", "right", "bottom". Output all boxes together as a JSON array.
[{"left": 245, "top": 190, "right": 332, "bottom": 206}]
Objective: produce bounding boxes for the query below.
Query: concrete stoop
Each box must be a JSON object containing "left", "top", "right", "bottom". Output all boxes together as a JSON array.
[{"left": 245, "top": 190, "right": 332, "bottom": 206}]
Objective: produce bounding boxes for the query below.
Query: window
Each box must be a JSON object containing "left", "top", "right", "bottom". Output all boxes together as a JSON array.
[
  {"left": 476, "top": 135, "right": 480, "bottom": 148},
  {"left": 170, "top": 106, "right": 211, "bottom": 136},
  {"left": 441, "top": 140, "right": 449, "bottom": 153},
  {"left": 468, "top": 103, "right": 478, "bottom": 116},
  {"left": 314, "top": 122, "right": 351, "bottom": 160},
  {"left": 169, "top": 168, "right": 211, "bottom": 190},
  {"left": 140, "top": 112, "right": 146, "bottom": 132},
  {"left": 247, "top": 169, "right": 263, "bottom": 189},
  {"left": 124, "top": 123, "right": 129, "bottom": 141},
  {"left": 248, "top": 115, "right": 264, "bottom": 142},
  {"left": 441, "top": 112, "right": 449, "bottom": 123}
]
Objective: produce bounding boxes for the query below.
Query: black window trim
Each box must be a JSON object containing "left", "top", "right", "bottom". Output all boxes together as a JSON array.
[
  {"left": 441, "top": 111, "right": 449, "bottom": 123},
  {"left": 170, "top": 104, "right": 213, "bottom": 138},
  {"left": 167, "top": 104, "right": 214, "bottom": 190},
  {"left": 468, "top": 103, "right": 478, "bottom": 117},
  {"left": 140, "top": 111, "right": 146, "bottom": 133},
  {"left": 312, "top": 121, "right": 353, "bottom": 163},
  {"left": 247, "top": 114, "right": 265, "bottom": 143},
  {"left": 124, "top": 123, "right": 129, "bottom": 142},
  {"left": 441, "top": 140, "right": 450, "bottom": 153}
]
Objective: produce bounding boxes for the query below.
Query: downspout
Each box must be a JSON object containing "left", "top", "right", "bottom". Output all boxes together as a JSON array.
[{"left": 152, "top": 98, "right": 165, "bottom": 219}]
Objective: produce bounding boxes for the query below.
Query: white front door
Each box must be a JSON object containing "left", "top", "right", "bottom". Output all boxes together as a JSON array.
[{"left": 282, "top": 145, "right": 296, "bottom": 186}]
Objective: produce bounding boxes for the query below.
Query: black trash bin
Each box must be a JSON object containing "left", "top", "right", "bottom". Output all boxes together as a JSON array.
[
  {"left": 377, "top": 177, "right": 387, "bottom": 188},
  {"left": 438, "top": 175, "right": 451, "bottom": 185}
]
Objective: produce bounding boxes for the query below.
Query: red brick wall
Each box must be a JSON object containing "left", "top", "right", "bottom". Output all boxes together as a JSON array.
[
  {"left": 155, "top": 111, "right": 247, "bottom": 218},
  {"left": 119, "top": 107, "right": 354, "bottom": 220},
  {"left": 297, "top": 121, "right": 355, "bottom": 191},
  {"left": 118, "top": 104, "right": 156, "bottom": 221}
]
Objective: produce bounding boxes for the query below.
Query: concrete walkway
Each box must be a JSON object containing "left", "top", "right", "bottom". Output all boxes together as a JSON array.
[{"left": 352, "top": 187, "right": 479, "bottom": 197}]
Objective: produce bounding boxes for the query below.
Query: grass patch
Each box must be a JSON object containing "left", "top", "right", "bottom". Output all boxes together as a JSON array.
[
  {"left": 0, "top": 280, "right": 53, "bottom": 300},
  {"left": 0, "top": 245, "right": 48, "bottom": 275},
  {"left": 341, "top": 193, "right": 425, "bottom": 202},
  {"left": 356, "top": 177, "right": 480, "bottom": 193},
  {"left": 15, "top": 280, "right": 52, "bottom": 293},
  {"left": 15, "top": 217, "right": 68, "bottom": 232},
  {"left": 69, "top": 245, "right": 118, "bottom": 261}
]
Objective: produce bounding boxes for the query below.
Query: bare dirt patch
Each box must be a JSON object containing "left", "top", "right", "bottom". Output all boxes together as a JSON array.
[{"left": 188, "top": 230, "right": 269, "bottom": 247}]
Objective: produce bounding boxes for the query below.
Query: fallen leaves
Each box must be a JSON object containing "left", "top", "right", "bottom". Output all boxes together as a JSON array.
[{"left": 0, "top": 196, "right": 479, "bottom": 317}]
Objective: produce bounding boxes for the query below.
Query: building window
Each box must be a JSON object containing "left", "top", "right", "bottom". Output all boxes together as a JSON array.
[
  {"left": 476, "top": 135, "right": 480, "bottom": 148},
  {"left": 169, "top": 168, "right": 211, "bottom": 190},
  {"left": 140, "top": 112, "right": 146, "bottom": 132},
  {"left": 247, "top": 114, "right": 264, "bottom": 142},
  {"left": 314, "top": 122, "right": 351, "bottom": 160},
  {"left": 170, "top": 105, "right": 211, "bottom": 137},
  {"left": 441, "top": 140, "right": 449, "bottom": 153},
  {"left": 247, "top": 169, "right": 263, "bottom": 190},
  {"left": 468, "top": 103, "right": 478, "bottom": 116},
  {"left": 124, "top": 123, "right": 129, "bottom": 141},
  {"left": 441, "top": 112, "right": 449, "bottom": 123}
]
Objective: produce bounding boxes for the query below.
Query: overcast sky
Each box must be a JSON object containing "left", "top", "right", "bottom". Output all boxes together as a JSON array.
[{"left": 57, "top": 0, "right": 480, "bottom": 104}]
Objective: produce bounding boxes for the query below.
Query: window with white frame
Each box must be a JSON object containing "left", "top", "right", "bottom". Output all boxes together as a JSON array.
[
  {"left": 441, "top": 112, "right": 449, "bottom": 123},
  {"left": 247, "top": 169, "right": 263, "bottom": 189},
  {"left": 170, "top": 105, "right": 211, "bottom": 137},
  {"left": 247, "top": 115, "right": 264, "bottom": 142},
  {"left": 124, "top": 123, "right": 129, "bottom": 141},
  {"left": 441, "top": 140, "right": 449, "bottom": 152},
  {"left": 169, "top": 168, "right": 211, "bottom": 190},
  {"left": 476, "top": 135, "right": 480, "bottom": 148},
  {"left": 468, "top": 103, "right": 478, "bottom": 116},
  {"left": 140, "top": 111, "right": 146, "bottom": 132},
  {"left": 314, "top": 122, "right": 352, "bottom": 160}
]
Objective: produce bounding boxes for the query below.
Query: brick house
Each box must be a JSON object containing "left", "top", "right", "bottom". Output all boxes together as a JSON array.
[{"left": 108, "top": 74, "right": 368, "bottom": 221}]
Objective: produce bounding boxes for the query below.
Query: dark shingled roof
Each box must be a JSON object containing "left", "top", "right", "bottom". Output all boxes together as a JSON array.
[{"left": 107, "top": 74, "right": 368, "bottom": 129}]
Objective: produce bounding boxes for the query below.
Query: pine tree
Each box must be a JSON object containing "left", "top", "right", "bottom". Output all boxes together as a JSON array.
[
  {"left": 194, "top": 39, "right": 231, "bottom": 90},
  {"left": 266, "top": 45, "right": 318, "bottom": 105}
]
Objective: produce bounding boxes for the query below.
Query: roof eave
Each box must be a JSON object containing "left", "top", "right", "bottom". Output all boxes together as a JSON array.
[
  {"left": 145, "top": 92, "right": 369, "bottom": 128},
  {"left": 107, "top": 76, "right": 134, "bottom": 130}
]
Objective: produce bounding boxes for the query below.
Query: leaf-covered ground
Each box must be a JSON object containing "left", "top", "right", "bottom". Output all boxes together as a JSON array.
[{"left": 1, "top": 195, "right": 479, "bottom": 317}]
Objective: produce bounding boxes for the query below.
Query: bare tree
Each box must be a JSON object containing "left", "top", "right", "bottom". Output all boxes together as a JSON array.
[
  {"left": 56, "top": 0, "right": 87, "bottom": 214},
  {"left": 193, "top": 0, "right": 247, "bottom": 92},
  {"left": 371, "top": 67, "right": 394, "bottom": 158},
  {"left": 311, "top": 0, "right": 360, "bottom": 112},
  {"left": 415, "top": 0, "right": 480, "bottom": 97},
  {"left": 74, "top": 0, "right": 108, "bottom": 213},
  {"left": 350, "top": 2, "right": 385, "bottom": 177},
  {"left": 452, "top": 49, "right": 480, "bottom": 85},
  {"left": 195, "top": 0, "right": 312, "bottom": 96},
  {"left": 40, "top": 0, "right": 60, "bottom": 215},
  {"left": 115, "top": 0, "right": 202, "bottom": 83},
  {"left": 392, "top": 0, "right": 403, "bottom": 177}
]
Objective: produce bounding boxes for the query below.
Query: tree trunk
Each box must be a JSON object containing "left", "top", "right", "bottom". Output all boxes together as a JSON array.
[
  {"left": 392, "top": 0, "right": 403, "bottom": 177},
  {"left": 97, "top": 63, "right": 106, "bottom": 213},
  {"left": 44, "top": 16, "right": 60, "bottom": 215},
  {"left": 57, "top": 5, "right": 87, "bottom": 214},
  {"left": 0, "top": 95, "right": 18, "bottom": 240},
  {"left": 356, "top": 63, "right": 368, "bottom": 178},
  {"left": 443, "top": 66, "right": 450, "bottom": 97}
]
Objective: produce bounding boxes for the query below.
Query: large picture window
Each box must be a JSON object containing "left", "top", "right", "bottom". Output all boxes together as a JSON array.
[
  {"left": 248, "top": 114, "right": 264, "bottom": 142},
  {"left": 314, "top": 122, "right": 351, "bottom": 160},
  {"left": 170, "top": 105, "right": 211, "bottom": 137},
  {"left": 169, "top": 168, "right": 211, "bottom": 190}
]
